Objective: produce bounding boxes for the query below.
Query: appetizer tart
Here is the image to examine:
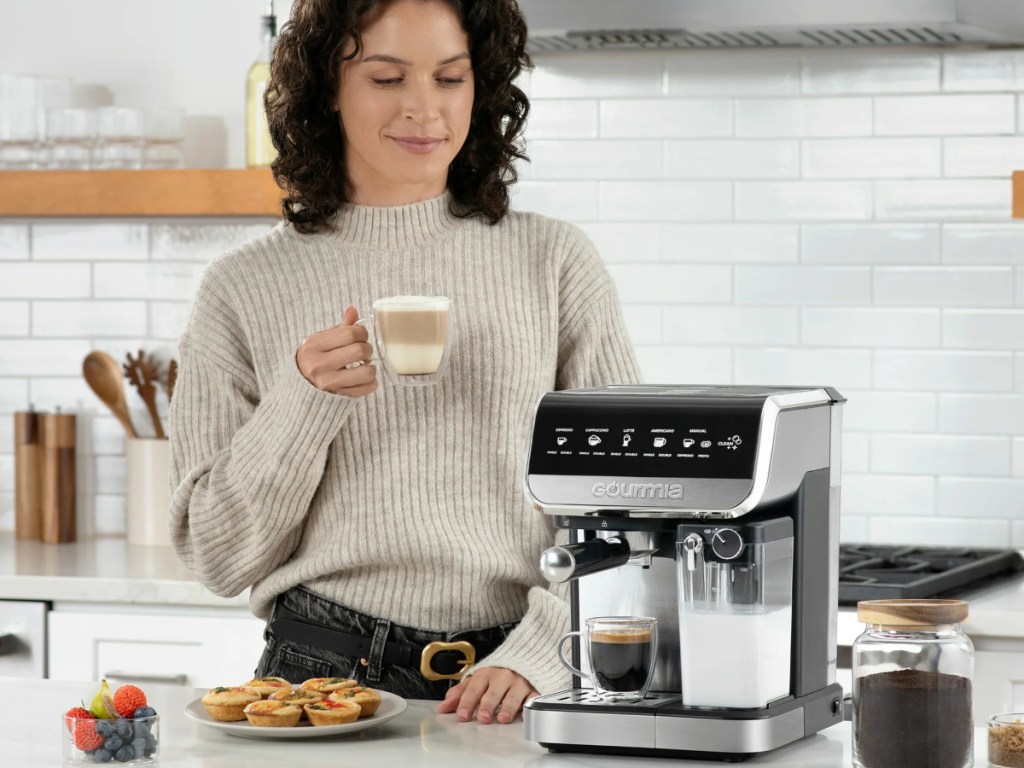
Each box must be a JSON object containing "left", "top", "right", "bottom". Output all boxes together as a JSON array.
[
  {"left": 268, "top": 687, "right": 323, "bottom": 718},
  {"left": 243, "top": 699, "right": 302, "bottom": 728},
  {"left": 304, "top": 698, "right": 361, "bottom": 726},
  {"left": 328, "top": 686, "right": 382, "bottom": 718},
  {"left": 201, "top": 686, "right": 261, "bottom": 721},
  {"left": 300, "top": 676, "right": 358, "bottom": 694},
  {"left": 242, "top": 676, "right": 292, "bottom": 698}
]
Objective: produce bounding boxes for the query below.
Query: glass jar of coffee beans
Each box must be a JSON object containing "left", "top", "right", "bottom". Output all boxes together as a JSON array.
[{"left": 852, "top": 599, "right": 974, "bottom": 768}]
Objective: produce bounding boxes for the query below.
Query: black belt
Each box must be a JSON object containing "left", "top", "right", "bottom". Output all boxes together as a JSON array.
[{"left": 269, "top": 604, "right": 485, "bottom": 681}]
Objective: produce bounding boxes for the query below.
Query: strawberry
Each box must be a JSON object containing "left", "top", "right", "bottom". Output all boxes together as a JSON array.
[
  {"left": 113, "top": 684, "right": 147, "bottom": 718},
  {"left": 65, "top": 708, "right": 102, "bottom": 751}
]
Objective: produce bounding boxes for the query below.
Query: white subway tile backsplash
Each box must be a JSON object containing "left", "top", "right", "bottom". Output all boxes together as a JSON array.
[
  {"left": 0, "top": 263, "right": 91, "bottom": 298},
  {"left": 621, "top": 306, "right": 662, "bottom": 346},
  {"left": 634, "top": 345, "right": 732, "bottom": 384},
  {"left": 943, "top": 225, "right": 1024, "bottom": 265},
  {"left": 871, "top": 434, "right": 1010, "bottom": 476},
  {"left": 802, "top": 139, "right": 940, "bottom": 179},
  {"left": 524, "top": 100, "right": 599, "bottom": 139},
  {"left": 600, "top": 99, "right": 732, "bottom": 139},
  {"left": 599, "top": 181, "right": 732, "bottom": 222},
  {"left": 939, "top": 394, "right": 1024, "bottom": 435},
  {"left": 0, "top": 380, "right": 28, "bottom": 412},
  {"left": 666, "top": 52, "right": 800, "bottom": 97},
  {"left": 661, "top": 224, "right": 798, "bottom": 263},
  {"left": 875, "top": 180, "right": 1010, "bottom": 221},
  {"left": 86, "top": 416, "right": 127, "bottom": 456},
  {"left": 530, "top": 52, "right": 664, "bottom": 98},
  {"left": 944, "top": 137, "right": 1024, "bottom": 178},
  {"left": 150, "top": 301, "right": 192, "bottom": 341},
  {"left": 0, "top": 302, "right": 29, "bottom": 336},
  {"left": 528, "top": 140, "right": 663, "bottom": 180},
  {"left": 580, "top": 223, "right": 662, "bottom": 264},
  {"left": 511, "top": 182, "right": 599, "bottom": 221},
  {"left": 802, "top": 224, "right": 939, "bottom": 265},
  {"left": 874, "top": 267, "right": 1013, "bottom": 307},
  {"left": 841, "top": 390, "right": 937, "bottom": 433},
  {"left": 93, "top": 262, "right": 205, "bottom": 301},
  {"left": 735, "top": 348, "right": 872, "bottom": 389},
  {"left": 0, "top": 455, "right": 12, "bottom": 492},
  {"left": 843, "top": 474, "right": 935, "bottom": 516},
  {"left": 0, "top": 341, "right": 91, "bottom": 377},
  {"left": 874, "top": 351, "right": 1013, "bottom": 392},
  {"left": 1014, "top": 521, "right": 1024, "bottom": 548},
  {"left": 802, "top": 308, "right": 939, "bottom": 348},
  {"left": 665, "top": 140, "right": 798, "bottom": 179},
  {"left": 606, "top": 264, "right": 731, "bottom": 304},
  {"left": 1016, "top": 354, "right": 1024, "bottom": 391},
  {"left": 942, "top": 51, "right": 1024, "bottom": 92},
  {"left": 0, "top": 419, "right": 11, "bottom": 454},
  {"left": 93, "top": 495, "right": 127, "bottom": 536},
  {"left": 802, "top": 53, "right": 940, "bottom": 95},
  {"left": 94, "top": 456, "right": 126, "bottom": 495},
  {"left": 735, "top": 97, "right": 871, "bottom": 138},
  {"left": 867, "top": 517, "right": 1010, "bottom": 548},
  {"left": 943, "top": 311, "right": 1024, "bottom": 350},
  {"left": 844, "top": 433, "right": 870, "bottom": 473},
  {"left": 32, "top": 301, "right": 147, "bottom": 338},
  {"left": 0, "top": 225, "right": 29, "bottom": 260},
  {"left": 29, "top": 377, "right": 102, "bottom": 411},
  {"left": 841, "top": 515, "right": 869, "bottom": 542},
  {"left": 875, "top": 95, "right": 1015, "bottom": 136},
  {"left": 1014, "top": 438, "right": 1024, "bottom": 477},
  {"left": 32, "top": 223, "right": 147, "bottom": 261},
  {"left": 735, "top": 266, "right": 871, "bottom": 305},
  {"left": 736, "top": 181, "right": 873, "bottom": 221},
  {"left": 150, "top": 221, "right": 276, "bottom": 262},
  {"left": 936, "top": 477, "right": 1024, "bottom": 517},
  {"left": 663, "top": 307, "right": 797, "bottom": 345}
]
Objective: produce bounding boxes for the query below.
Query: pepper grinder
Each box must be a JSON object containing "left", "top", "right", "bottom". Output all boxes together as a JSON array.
[
  {"left": 14, "top": 409, "right": 42, "bottom": 540},
  {"left": 40, "top": 410, "right": 76, "bottom": 544}
]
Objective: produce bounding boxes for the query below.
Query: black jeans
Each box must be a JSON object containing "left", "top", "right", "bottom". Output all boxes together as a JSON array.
[{"left": 254, "top": 586, "right": 519, "bottom": 700}]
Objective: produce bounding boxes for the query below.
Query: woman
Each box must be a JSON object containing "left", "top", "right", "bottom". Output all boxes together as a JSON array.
[{"left": 168, "top": 0, "right": 640, "bottom": 724}]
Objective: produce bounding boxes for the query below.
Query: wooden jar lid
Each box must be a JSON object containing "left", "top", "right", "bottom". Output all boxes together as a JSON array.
[{"left": 857, "top": 599, "right": 968, "bottom": 626}]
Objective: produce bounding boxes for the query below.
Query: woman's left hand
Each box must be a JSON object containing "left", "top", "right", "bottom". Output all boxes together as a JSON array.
[{"left": 435, "top": 667, "right": 538, "bottom": 724}]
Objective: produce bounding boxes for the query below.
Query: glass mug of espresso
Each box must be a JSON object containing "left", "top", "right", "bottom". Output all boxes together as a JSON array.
[
  {"left": 557, "top": 616, "right": 658, "bottom": 703},
  {"left": 357, "top": 295, "right": 453, "bottom": 386}
]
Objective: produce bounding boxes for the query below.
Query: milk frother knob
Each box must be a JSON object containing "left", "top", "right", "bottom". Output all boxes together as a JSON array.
[
  {"left": 711, "top": 528, "right": 744, "bottom": 560},
  {"left": 682, "top": 533, "right": 703, "bottom": 571}
]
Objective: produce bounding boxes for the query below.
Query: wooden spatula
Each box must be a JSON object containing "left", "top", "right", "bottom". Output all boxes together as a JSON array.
[{"left": 123, "top": 349, "right": 166, "bottom": 439}]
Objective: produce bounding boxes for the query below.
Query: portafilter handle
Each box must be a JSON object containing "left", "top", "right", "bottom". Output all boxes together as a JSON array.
[{"left": 539, "top": 537, "right": 631, "bottom": 583}]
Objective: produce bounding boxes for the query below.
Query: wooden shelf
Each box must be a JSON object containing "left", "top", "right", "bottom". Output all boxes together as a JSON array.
[
  {"left": 0, "top": 170, "right": 282, "bottom": 217},
  {"left": 1015, "top": 171, "right": 1024, "bottom": 219}
]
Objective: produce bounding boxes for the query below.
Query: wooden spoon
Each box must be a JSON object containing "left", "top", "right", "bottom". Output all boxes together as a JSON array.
[
  {"left": 83, "top": 351, "right": 139, "bottom": 438},
  {"left": 123, "top": 349, "right": 166, "bottom": 440},
  {"left": 166, "top": 360, "right": 178, "bottom": 404}
]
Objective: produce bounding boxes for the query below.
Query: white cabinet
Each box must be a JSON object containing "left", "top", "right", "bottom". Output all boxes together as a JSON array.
[
  {"left": 974, "top": 646, "right": 1024, "bottom": 724},
  {"left": 48, "top": 603, "right": 267, "bottom": 688}
]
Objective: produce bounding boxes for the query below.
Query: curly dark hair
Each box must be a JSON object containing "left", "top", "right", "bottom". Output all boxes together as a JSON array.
[{"left": 266, "top": 0, "right": 532, "bottom": 234}]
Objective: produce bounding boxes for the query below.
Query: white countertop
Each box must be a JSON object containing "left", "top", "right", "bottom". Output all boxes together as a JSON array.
[
  {"left": 0, "top": 534, "right": 249, "bottom": 608},
  {"left": 0, "top": 677, "right": 997, "bottom": 767}
]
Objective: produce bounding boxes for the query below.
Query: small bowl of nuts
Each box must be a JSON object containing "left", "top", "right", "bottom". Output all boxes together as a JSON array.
[{"left": 989, "top": 713, "right": 1024, "bottom": 768}]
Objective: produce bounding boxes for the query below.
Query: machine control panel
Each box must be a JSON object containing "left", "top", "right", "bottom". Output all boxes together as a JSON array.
[{"left": 528, "top": 392, "right": 763, "bottom": 480}]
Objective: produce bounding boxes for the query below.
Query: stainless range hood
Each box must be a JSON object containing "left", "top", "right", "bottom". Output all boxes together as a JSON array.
[{"left": 518, "top": 0, "right": 1024, "bottom": 52}]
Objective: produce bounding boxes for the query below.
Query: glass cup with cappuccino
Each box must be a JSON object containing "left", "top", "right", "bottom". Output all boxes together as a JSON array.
[
  {"left": 358, "top": 295, "right": 453, "bottom": 386},
  {"left": 557, "top": 616, "right": 658, "bottom": 703}
]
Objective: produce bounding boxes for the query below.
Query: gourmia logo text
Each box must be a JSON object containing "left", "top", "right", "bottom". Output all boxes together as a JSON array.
[{"left": 591, "top": 481, "right": 683, "bottom": 500}]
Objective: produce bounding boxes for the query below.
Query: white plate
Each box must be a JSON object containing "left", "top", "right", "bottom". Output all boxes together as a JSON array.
[{"left": 184, "top": 690, "right": 408, "bottom": 740}]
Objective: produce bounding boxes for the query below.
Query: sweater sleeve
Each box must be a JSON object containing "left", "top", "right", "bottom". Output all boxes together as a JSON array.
[
  {"left": 168, "top": 266, "right": 356, "bottom": 598},
  {"left": 466, "top": 224, "right": 643, "bottom": 695}
]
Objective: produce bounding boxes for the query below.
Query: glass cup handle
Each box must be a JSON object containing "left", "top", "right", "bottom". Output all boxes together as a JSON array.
[
  {"left": 353, "top": 316, "right": 379, "bottom": 365},
  {"left": 557, "top": 631, "right": 588, "bottom": 680}
]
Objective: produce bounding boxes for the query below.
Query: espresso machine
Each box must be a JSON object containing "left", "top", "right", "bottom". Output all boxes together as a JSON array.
[{"left": 523, "top": 385, "right": 845, "bottom": 761}]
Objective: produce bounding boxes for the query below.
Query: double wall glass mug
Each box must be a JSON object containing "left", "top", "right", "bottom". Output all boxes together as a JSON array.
[
  {"left": 558, "top": 616, "right": 658, "bottom": 703},
  {"left": 357, "top": 295, "right": 453, "bottom": 386}
]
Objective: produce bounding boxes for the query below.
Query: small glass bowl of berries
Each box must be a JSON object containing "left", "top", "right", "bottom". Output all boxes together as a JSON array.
[{"left": 63, "top": 680, "right": 159, "bottom": 764}]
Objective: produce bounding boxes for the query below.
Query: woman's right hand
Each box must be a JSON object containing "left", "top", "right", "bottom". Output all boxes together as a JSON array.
[{"left": 296, "top": 305, "right": 378, "bottom": 398}]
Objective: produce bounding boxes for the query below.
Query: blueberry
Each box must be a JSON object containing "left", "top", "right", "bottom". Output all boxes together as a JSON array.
[
  {"left": 144, "top": 732, "right": 157, "bottom": 755},
  {"left": 133, "top": 721, "right": 150, "bottom": 738},
  {"left": 133, "top": 706, "right": 156, "bottom": 719},
  {"left": 92, "top": 748, "right": 113, "bottom": 763},
  {"left": 114, "top": 719, "right": 133, "bottom": 739},
  {"left": 130, "top": 737, "right": 146, "bottom": 757},
  {"left": 95, "top": 720, "right": 114, "bottom": 738},
  {"left": 114, "top": 744, "right": 135, "bottom": 762},
  {"left": 104, "top": 735, "right": 123, "bottom": 752}
]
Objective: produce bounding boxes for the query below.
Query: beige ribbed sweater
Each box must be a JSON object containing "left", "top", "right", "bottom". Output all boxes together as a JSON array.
[{"left": 168, "top": 192, "right": 641, "bottom": 694}]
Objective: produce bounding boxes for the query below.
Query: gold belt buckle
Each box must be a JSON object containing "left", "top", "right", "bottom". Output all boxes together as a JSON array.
[{"left": 420, "top": 640, "right": 476, "bottom": 681}]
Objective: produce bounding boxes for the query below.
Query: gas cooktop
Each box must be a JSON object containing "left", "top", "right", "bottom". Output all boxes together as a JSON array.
[{"left": 838, "top": 544, "right": 1024, "bottom": 605}]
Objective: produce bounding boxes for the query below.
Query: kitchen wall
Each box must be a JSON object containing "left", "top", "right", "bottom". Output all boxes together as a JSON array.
[{"left": 1, "top": 45, "right": 1023, "bottom": 548}]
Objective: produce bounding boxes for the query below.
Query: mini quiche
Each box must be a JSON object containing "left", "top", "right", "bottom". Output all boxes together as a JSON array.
[
  {"left": 201, "top": 686, "right": 261, "bottom": 721},
  {"left": 243, "top": 699, "right": 303, "bottom": 727},
  {"left": 242, "top": 675, "right": 292, "bottom": 698},
  {"left": 299, "top": 676, "right": 358, "bottom": 694},
  {"left": 304, "top": 698, "right": 361, "bottom": 726},
  {"left": 328, "top": 686, "right": 382, "bottom": 718}
]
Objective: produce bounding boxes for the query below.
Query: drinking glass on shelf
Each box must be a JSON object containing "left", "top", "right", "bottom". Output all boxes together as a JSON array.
[
  {"left": 46, "top": 107, "right": 96, "bottom": 170},
  {"left": 94, "top": 106, "right": 144, "bottom": 169},
  {"left": 143, "top": 108, "right": 185, "bottom": 169},
  {"left": 34, "top": 77, "right": 72, "bottom": 168},
  {"left": 0, "top": 74, "right": 39, "bottom": 170}
]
